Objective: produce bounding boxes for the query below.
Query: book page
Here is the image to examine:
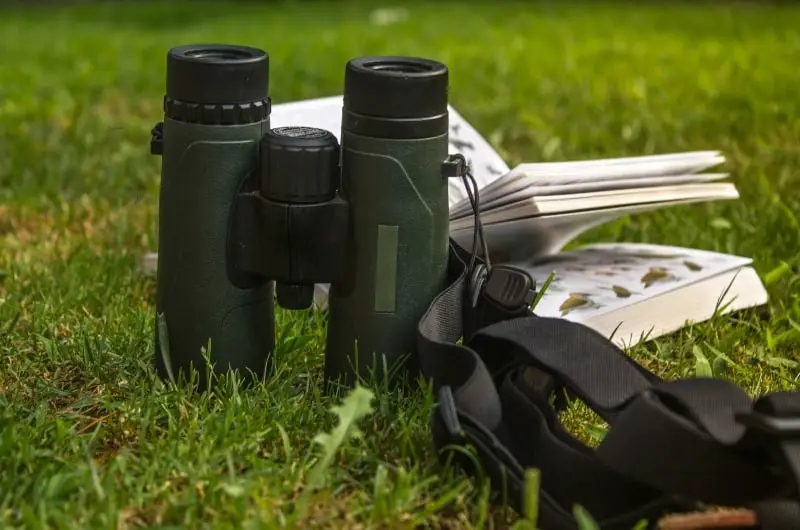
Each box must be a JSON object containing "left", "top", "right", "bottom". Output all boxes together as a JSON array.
[
  {"left": 270, "top": 95, "right": 510, "bottom": 208},
  {"left": 508, "top": 150, "right": 722, "bottom": 171},
  {"left": 450, "top": 151, "right": 725, "bottom": 213},
  {"left": 451, "top": 173, "right": 730, "bottom": 218},
  {"left": 450, "top": 202, "right": 676, "bottom": 262},
  {"left": 450, "top": 183, "right": 739, "bottom": 228},
  {"left": 509, "top": 243, "right": 753, "bottom": 323}
]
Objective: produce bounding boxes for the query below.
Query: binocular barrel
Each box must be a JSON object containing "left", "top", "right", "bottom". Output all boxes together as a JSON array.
[
  {"left": 153, "top": 44, "right": 274, "bottom": 388},
  {"left": 152, "top": 44, "right": 451, "bottom": 390},
  {"left": 325, "top": 57, "right": 451, "bottom": 384}
]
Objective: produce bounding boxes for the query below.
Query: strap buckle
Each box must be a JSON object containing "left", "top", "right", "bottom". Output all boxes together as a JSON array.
[
  {"left": 438, "top": 386, "right": 466, "bottom": 440},
  {"left": 736, "top": 408, "right": 800, "bottom": 508},
  {"left": 736, "top": 411, "right": 800, "bottom": 438}
]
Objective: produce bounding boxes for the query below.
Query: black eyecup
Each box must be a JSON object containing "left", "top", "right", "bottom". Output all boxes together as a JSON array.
[
  {"left": 344, "top": 56, "right": 449, "bottom": 119},
  {"left": 166, "top": 44, "right": 269, "bottom": 105}
]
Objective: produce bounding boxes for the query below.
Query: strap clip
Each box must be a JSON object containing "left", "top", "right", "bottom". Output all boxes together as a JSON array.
[
  {"left": 441, "top": 153, "right": 470, "bottom": 179},
  {"left": 482, "top": 265, "right": 536, "bottom": 311},
  {"left": 464, "top": 264, "right": 536, "bottom": 341},
  {"left": 469, "top": 264, "right": 536, "bottom": 313},
  {"left": 150, "top": 122, "right": 163, "bottom": 156}
]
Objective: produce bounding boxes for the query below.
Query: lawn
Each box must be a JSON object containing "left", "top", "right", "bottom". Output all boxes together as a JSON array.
[{"left": 0, "top": 0, "right": 799, "bottom": 528}]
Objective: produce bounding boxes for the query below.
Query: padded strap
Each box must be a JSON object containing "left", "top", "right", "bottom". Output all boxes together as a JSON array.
[{"left": 417, "top": 240, "right": 800, "bottom": 529}]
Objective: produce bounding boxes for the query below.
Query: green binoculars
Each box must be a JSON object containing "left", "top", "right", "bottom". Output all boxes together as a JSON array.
[{"left": 150, "top": 44, "right": 453, "bottom": 390}]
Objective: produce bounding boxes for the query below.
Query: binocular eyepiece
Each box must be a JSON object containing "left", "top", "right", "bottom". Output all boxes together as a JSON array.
[{"left": 152, "top": 44, "right": 452, "bottom": 391}]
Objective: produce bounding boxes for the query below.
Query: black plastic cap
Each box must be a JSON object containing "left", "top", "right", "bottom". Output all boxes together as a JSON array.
[
  {"left": 276, "top": 283, "right": 314, "bottom": 310},
  {"left": 260, "top": 126, "right": 340, "bottom": 204},
  {"left": 344, "top": 56, "right": 448, "bottom": 119},
  {"left": 166, "top": 44, "right": 269, "bottom": 104}
]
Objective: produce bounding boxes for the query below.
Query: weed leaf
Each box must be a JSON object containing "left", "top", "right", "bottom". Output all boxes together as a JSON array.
[
  {"left": 692, "top": 345, "right": 713, "bottom": 378},
  {"left": 307, "top": 385, "right": 375, "bottom": 489},
  {"left": 573, "top": 504, "right": 600, "bottom": 530}
]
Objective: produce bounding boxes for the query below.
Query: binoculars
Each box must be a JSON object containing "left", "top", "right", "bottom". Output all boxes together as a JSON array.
[{"left": 150, "top": 44, "right": 455, "bottom": 390}]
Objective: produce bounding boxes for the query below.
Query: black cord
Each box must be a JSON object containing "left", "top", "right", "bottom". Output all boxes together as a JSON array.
[
  {"left": 444, "top": 153, "right": 492, "bottom": 277},
  {"left": 459, "top": 162, "right": 491, "bottom": 275}
]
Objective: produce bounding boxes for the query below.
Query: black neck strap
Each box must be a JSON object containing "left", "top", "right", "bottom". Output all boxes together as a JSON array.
[{"left": 416, "top": 239, "right": 800, "bottom": 530}]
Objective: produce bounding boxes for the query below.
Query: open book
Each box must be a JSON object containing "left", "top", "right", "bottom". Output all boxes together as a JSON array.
[{"left": 140, "top": 96, "right": 767, "bottom": 348}]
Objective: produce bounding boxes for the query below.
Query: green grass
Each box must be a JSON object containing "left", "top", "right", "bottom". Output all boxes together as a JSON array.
[{"left": 1, "top": 0, "right": 799, "bottom": 528}]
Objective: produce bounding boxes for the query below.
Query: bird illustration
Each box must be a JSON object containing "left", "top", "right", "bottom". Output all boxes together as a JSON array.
[
  {"left": 640, "top": 267, "right": 673, "bottom": 288},
  {"left": 486, "top": 164, "right": 504, "bottom": 176},
  {"left": 684, "top": 260, "right": 703, "bottom": 271},
  {"left": 559, "top": 293, "right": 593, "bottom": 315},
  {"left": 449, "top": 138, "right": 475, "bottom": 151},
  {"left": 611, "top": 285, "right": 635, "bottom": 298}
]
